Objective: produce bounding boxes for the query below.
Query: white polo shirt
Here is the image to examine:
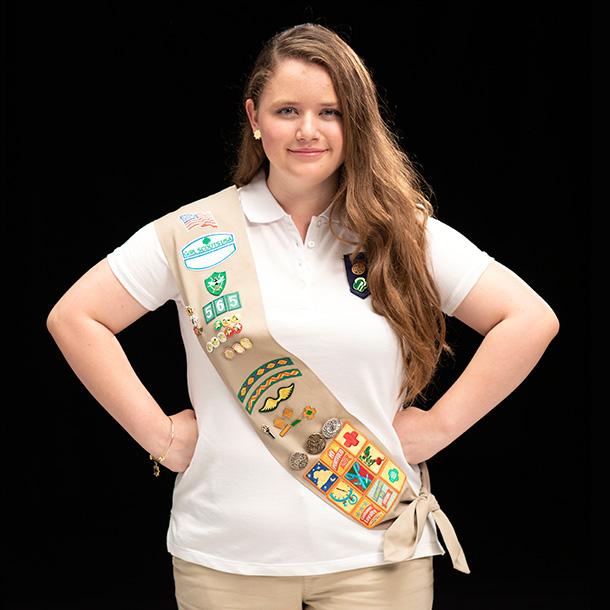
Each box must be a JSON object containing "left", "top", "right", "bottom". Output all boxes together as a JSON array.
[{"left": 107, "top": 172, "right": 493, "bottom": 576}]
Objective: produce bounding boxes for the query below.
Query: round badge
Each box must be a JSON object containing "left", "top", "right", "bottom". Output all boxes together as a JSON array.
[
  {"left": 218, "top": 332, "right": 227, "bottom": 343},
  {"left": 240, "top": 338, "right": 253, "bottom": 349},
  {"left": 223, "top": 348, "right": 235, "bottom": 360},
  {"left": 321, "top": 418, "right": 342, "bottom": 439},
  {"left": 351, "top": 262, "right": 366, "bottom": 275},
  {"left": 232, "top": 343, "right": 245, "bottom": 354},
  {"left": 205, "top": 342, "right": 214, "bottom": 353},
  {"left": 288, "top": 452, "right": 309, "bottom": 471},
  {"left": 213, "top": 319, "right": 223, "bottom": 331},
  {"left": 306, "top": 433, "right": 326, "bottom": 454}
]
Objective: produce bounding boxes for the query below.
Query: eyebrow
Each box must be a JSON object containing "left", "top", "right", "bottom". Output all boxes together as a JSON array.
[{"left": 272, "top": 100, "right": 341, "bottom": 108}]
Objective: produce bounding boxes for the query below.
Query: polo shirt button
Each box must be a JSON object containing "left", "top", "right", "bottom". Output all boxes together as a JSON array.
[{"left": 307, "top": 240, "right": 315, "bottom": 248}]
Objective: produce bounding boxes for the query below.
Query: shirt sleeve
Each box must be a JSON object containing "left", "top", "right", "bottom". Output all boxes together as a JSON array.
[
  {"left": 106, "top": 222, "right": 181, "bottom": 311},
  {"left": 426, "top": 217, "right": 494, "bottom": 316}
]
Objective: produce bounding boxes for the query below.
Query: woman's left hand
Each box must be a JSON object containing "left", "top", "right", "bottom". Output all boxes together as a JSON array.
[{"left": 393, "top": 406, "right": 447, "bottom": 464}]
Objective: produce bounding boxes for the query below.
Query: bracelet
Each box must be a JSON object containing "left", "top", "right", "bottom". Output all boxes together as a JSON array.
[{"left": 150, "top": 416, "right": 175, "bottom": 477}]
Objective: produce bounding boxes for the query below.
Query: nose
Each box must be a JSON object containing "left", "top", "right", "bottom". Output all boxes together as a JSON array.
[{"left": 296, "top": 112, "right": 319, "bottom": 141}]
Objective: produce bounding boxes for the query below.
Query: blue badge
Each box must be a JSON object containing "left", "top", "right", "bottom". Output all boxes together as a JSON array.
[
  {"left": 343, "top": 253, "right": 370, "bottom": 299},
  {"left": 182, "top": 233, "right": 236, "bottom": 270}
]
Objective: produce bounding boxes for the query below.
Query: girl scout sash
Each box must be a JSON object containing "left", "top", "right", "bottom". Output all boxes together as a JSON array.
[{"left": 154, "top": 186, "right": 469, "bottom": 573}]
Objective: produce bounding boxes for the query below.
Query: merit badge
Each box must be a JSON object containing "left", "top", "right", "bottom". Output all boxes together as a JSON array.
[
  {"left": 304, "top": 462, "right": 338, "bottom": 493},
  {"left": 353, "top": 498, "right": 385, "bottom": 528},
  {"left": 343, "top": 253, "right": 370, "bottom": 299},
  {"left": 204, "top": 271, "right": 227, "bottom": 296},
  {"left": 329, "top": 480, "right": 361, "bottom": 512}
]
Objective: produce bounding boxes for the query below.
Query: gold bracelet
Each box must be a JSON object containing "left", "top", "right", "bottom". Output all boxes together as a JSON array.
[{"left": 150, "top": 416, "right": 175, "bottom": 477}]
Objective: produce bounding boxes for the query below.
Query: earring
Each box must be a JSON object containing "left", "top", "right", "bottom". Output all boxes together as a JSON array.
[{"left": 253, "top": 129, "right": 262, "bottom": 140}]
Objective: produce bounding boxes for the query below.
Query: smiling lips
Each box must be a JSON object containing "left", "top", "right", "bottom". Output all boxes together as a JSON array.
[{"left": 288, "top": 148, "right": 327, "bottom": 157}]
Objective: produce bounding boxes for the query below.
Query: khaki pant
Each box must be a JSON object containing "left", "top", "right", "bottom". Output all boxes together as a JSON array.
[{"left": 173, "top": 555, "right": 434, "bottom": 610}]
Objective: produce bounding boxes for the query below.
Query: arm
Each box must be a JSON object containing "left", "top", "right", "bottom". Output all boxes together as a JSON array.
[
  {"left": 393, "top": 261, "right": 559, "bottom": 464},
  {"left": 47, "top": 259, "right": 198, "bottom": 472}
]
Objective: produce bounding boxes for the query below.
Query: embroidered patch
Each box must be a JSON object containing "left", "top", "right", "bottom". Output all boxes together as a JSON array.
[
  {"left": 335, "top": 423, "right": 368, "bottom": 455},
  {"left": 366, "top": 479, "right": 399, "bottom": 511},
  {"left": 358, "top": 442, "right": 387, "bottom": 474},
  {"left": 182, "top": 233, "right": 236, "bottom": 270},
  {"left": 179, "top": 211, "right": 219, "bottom": 232},
  {"left": 343, "top": 253, "right": 370, "bottom": 299},
  {"left": 204, "top": 271, "right": 227, "bottom": 296},
  {"left": 353, "top": 498, "right": 385, "bottom": 528},
  {"left": 328, "top": 480, "right": 361, "bottom": 513},
  {"left": 378, "top": 459, "right": 406, "bottom": 493},
  {"left": 203, "top": 292, "right": 242, "bottom": 323},
  {"left": 238, "top": 358, "right": 294, "bottom": 402},
  {"left": 245, "top": 369, "right": 302, "bottom": 414},
  {"left": 304, "top": 462, "right": 339, "bottom": 493},
  {"left": 320, "top": 442, "right": 354, "bottom": 476},
  {"left": 258, "top": 383, "right": 295, "bottom": 413},
  {"left": 345, "top": 461, "right": 374, "bottom": 493}
]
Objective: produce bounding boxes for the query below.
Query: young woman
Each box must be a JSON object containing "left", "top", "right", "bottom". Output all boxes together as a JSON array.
[{"left": 47, "top": 24, "right": 558, "bottom": 610}]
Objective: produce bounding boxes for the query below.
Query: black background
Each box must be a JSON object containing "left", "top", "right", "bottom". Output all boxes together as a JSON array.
[{"left": 1, "top": 1, "right": 594, "bottom": 608}]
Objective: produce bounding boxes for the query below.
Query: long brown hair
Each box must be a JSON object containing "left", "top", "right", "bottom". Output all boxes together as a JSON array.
[{"left": 233, "top": 24, "right": 450, "bottom": 405}]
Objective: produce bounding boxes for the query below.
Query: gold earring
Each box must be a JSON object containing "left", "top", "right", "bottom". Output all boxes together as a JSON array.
[{"left": 253, "top": 129, "right": 261, "bottom": 140}]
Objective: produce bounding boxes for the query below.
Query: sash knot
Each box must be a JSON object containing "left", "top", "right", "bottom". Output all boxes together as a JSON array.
[{"left": 383, "top": 483, "right": 470, "bottom": 574}]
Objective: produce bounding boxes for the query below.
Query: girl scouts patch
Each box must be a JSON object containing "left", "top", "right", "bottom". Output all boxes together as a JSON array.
[
  {"left": 182, "top": 233, "right": 236, "bottom": 270},
  {"left": 343, "top": 253, "right": 370, "bottom": 298}
]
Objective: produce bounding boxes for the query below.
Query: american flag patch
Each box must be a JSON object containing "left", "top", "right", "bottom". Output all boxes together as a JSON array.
[{"left": 179, "top": 211, "right": 219, "bottom": 232}]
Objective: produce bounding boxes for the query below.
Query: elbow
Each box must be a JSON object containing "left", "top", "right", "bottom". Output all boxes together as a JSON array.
[
  {"left": 527, "top": 300, "right": 559, "bottom": 348},
  {"left": 47, "top": 303, "right": 61, "bottom": 337},
  {"left": 47, "top": 298, "right": 71, "bottom": 341},
  {"left": 539, "top": 302, "right": 560, "bottom": 343}
]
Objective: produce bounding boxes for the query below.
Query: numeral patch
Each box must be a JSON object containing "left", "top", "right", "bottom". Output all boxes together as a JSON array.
[{"left": 203, "top": 291, "right": 242, "bottom": 323}]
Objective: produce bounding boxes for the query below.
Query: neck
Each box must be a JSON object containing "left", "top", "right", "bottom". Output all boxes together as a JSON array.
[{"left": 266, "top": 171, "right": 337, "bottom": 242}]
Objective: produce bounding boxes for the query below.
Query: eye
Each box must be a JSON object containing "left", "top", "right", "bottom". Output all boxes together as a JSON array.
[
  {"left": 321, "top": 108, "right": 342, "bottom": 118},
  {"left": 277, "top": 107, "right": 297, "bottom": 116}
]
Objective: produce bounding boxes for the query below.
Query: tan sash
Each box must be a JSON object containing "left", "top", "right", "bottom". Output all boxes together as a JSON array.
[{"left": 154, "top": 185, "right": 469, "bottom": 573}]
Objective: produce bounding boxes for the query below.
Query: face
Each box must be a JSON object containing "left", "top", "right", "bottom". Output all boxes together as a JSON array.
[{"left": 246, "top": 59, "right": 345, "bottom": 197}]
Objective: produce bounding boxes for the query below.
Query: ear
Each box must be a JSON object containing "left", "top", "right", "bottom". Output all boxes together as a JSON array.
[{"left": 245, "top": 99, "right": 259, "bottom": 131}]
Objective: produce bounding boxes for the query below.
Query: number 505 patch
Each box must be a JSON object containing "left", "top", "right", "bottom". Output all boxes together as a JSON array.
[{"left": 203, "top": 292, "right": 242, "bottom": 323}]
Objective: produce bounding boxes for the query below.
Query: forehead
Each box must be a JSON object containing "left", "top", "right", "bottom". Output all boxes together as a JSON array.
[{"left": 261, "top": 58, "right": 338, "bottom": 104}]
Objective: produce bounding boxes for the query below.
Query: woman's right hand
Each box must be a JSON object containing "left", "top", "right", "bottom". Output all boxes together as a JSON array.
[{"left": 161, "top": 408, "right": 199, "bottom": 473}]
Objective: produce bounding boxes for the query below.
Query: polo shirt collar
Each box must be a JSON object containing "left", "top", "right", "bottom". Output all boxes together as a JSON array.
[
  {"left": 239, "top": 172, "right": 289, "bottom": 224},
  {"left": 239, "top": 171, "right": 336, "bottom": 224}
]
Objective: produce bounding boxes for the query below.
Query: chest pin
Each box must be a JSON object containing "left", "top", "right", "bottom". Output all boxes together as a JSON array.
[{"left": 261, "top": 424, "right": 276, "bottom": 439}]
